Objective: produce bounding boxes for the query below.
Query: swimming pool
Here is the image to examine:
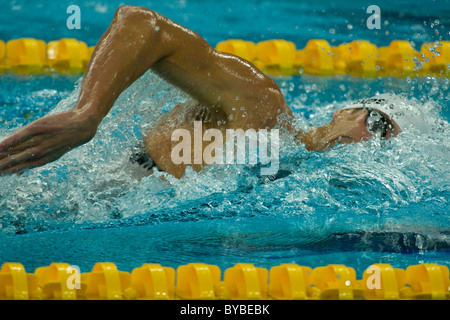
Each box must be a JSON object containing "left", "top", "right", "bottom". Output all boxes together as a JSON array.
[{"left": 0, "top": 0, "right": 449, "bottom": 294}]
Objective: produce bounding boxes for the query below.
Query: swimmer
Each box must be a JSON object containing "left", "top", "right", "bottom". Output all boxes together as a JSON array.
[{"left": 0, "top": 6, "right": 428, "bottom": 178}]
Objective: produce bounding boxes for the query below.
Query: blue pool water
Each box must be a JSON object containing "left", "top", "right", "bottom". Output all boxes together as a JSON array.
[{"left": 0, "top": 0, "right": 449, "bottom": 275}]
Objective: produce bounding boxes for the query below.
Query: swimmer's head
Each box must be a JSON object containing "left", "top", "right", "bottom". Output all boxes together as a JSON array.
[
  {"left": 305, "top": 93, "right": 430, "bottom": 151},
  {"left": 340, "top": 93, "right": 430, "bottom": 136}
]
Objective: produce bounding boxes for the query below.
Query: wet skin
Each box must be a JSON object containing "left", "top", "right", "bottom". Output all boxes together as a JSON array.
[{"left": 0, "top": 6, "right": 400, "bottom": 178}]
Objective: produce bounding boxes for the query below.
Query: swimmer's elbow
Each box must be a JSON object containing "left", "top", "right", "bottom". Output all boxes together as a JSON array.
[
  {"left": 262, "top": 80, "right": 291, "bottom": 114},
  {"left": 113, "top": 6, "right": 162, "bottom": 36},
  {"left": 114, "top": 5, "right": 158, "bottom": 21}
]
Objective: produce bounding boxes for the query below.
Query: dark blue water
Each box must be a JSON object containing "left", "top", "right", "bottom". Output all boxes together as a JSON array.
[{"left": 0, "top": 0, "right": 449, "bottom": 275}]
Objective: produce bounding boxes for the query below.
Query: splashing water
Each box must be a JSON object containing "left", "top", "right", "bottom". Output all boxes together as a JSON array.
[{"left": 0, "top": 71, "right": 449, "bottom": 272}]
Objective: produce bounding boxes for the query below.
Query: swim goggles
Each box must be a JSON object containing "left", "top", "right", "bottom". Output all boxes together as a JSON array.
[{"left": 365, "top": 108, "right": 391, "bottom": 138}]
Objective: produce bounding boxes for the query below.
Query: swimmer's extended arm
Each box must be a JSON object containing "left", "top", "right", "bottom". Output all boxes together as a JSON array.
[{"left": 0, "top": 5, "right": 287, "bottom": 174}]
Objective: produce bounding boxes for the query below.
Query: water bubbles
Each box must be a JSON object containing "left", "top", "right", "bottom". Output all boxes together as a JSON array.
[
  {"left": 299, "top": 93, "right": 307, "bottom": 102},
  {"left": 430, "top": 19, "right": 440, "bottom": 28}
]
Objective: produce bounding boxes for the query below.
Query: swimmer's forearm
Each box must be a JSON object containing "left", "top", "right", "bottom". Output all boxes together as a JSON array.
[
  {"left": 300, "top": 128, "right": 330, "bottom": 151},
  {"left": 301, "top": 123, "right": 349, "bottom": 151},
  {"left": 74, "top": 6, "right": 173, "bottom": 127}
]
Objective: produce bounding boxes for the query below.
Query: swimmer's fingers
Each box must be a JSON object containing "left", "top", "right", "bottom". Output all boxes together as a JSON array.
[
  {"left": 0, "top": 110, "right": 97, "bottom": 175},
  {"left": 0, "top": 124, "right": 65, "bottom": 174},
  {"left": 0, "top": 109, "right": 83, "bottom": 156},
  {"left": 0, "top": 146, "right": 64, "bottom": 175},
  {"left": 0, "top": 146, "right": 46, "bottom": 171},
  {"left": 0, "top": 127, "right": 36, "bottom": 158},
  {"left": 0, "top": 157, "right": 48, "bottom": 175},
  {"left": 0, "top": 117, "right": 53, "bottom": 158},
  {"left": 0, "top": 135, "right": 45, "bottom": 161}
]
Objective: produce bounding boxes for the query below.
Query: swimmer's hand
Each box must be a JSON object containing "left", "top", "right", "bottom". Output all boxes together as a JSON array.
[
  {"left": 302, "top": 111, "right": 371, "bottom": 152},
  {"left": 0, "top": 110, "right": 97, "bottom": 175}
]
